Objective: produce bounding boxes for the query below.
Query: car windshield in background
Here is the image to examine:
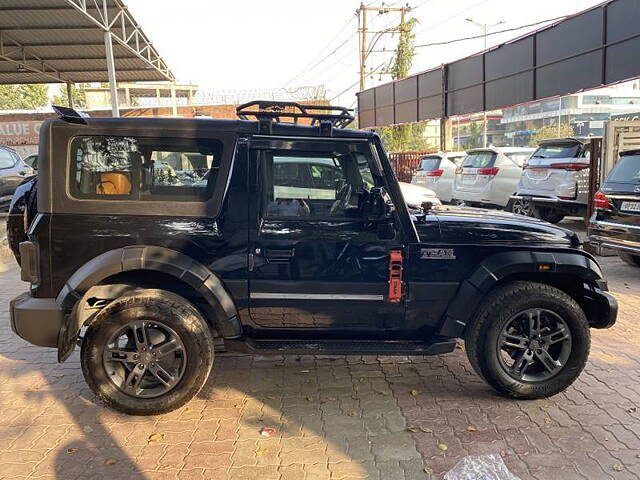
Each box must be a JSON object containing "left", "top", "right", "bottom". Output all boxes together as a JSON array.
[
  {"left": 462, "top": 152, "right": 495, "bottom": 168},
  {"left": 608, "top": 155, "right": 640, "bottom": 183},
  {"left": 418, "top": 157, "right": 441, "bottom": 171},
  {"left": 0, "top": 149, "right": 17, "bottom": 169},
  {"left": 532, "top": 144, "right": 580, "bottom": 159}
]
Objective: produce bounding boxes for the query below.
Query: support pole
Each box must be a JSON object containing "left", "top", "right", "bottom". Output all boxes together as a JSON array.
[
  {"left": 104, "top": 31, "right": 119, "bottom": 117},
  {"left": 66, "top": 82, "right": 74, "bottom": 108},
  {"left": 171, "top": 82, "right": 177, "bottom": 116}
]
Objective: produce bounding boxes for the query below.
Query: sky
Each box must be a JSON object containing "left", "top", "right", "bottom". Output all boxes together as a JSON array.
[{"left": 124, "top": 0, "right": 606, "bottom": 107}]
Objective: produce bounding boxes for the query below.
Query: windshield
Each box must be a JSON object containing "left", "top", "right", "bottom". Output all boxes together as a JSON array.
[
  {"left": 608, "top": 155, "right": 640, "bottom": 183},
  {"left": 418, "top": 156, "right": 441, "bottom": 171},
  {"left": 0, "top": 149, "right": 17, "bottom": 169},
  {"left": 531, "top": 144, "right": 580, "bottom": 159},
  {"left": 462, "top": 152, "right": 496, "bottom": 168}
]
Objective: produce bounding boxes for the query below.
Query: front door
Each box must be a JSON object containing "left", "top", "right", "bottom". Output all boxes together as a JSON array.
[{"left": 247, "top": 137, "right": 404, "bottom": 336}]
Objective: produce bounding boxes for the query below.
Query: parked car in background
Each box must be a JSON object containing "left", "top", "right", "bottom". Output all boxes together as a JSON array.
[
  {"left": 410, "top": 151, "right": 466, "bottom": 203},
  {"left": 588, "top": 149, "right": 640, "bottom": 267},
  {"left": 22, "top": 153, "right": 38, "bottom": 170},
  {"left": 398, "top": 181, "right": 441, "bottom": 213},
  {"left": 452, "top": 147, "right": 534, "bottom": 209},
  {"left": 0, "top": 145, "right": 35, "bottom": 211},
  {"left": 511, "top": 137, "right": 592, "bottom": 223}
]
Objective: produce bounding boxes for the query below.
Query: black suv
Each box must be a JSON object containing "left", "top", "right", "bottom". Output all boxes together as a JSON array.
[
  {"left": 9, "top": 102, "right": 617, "bottom": 415},
  {"left": 589, "top": 149, "right": 640, "bottom": 267}
]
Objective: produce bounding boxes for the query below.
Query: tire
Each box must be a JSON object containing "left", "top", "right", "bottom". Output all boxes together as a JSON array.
[
  {"left": 81, "top": 289, "right": 214, "bottom": 415},
  {"left": 507, "top": 198, "right": 533, "bottom": 216},
  {"left": 533, "top": 206, "right": 564, "bottom": 224},
  {"left": 465, "top": 281, "right": 590, "bottom": 400},
  {"left": 619, "top": 252, "right": 640, "bottom": 268}
]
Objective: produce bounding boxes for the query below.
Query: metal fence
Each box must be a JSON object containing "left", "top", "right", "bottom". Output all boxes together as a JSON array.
[{"left": 388, "top": 149, "right": 438, "bottom": 182}]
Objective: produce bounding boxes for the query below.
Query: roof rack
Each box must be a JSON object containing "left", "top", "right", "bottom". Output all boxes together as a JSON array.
[{"left": 236, "top": 100, "right": 354, "bottom": 135}]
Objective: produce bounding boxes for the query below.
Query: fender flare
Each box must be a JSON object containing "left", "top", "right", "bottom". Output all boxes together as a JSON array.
[
  {"left": 438, "top": 249, "right": 603, "bottom": 338},
  {"left": 56, "top": 246, "right": 241, "bottom": 362}
]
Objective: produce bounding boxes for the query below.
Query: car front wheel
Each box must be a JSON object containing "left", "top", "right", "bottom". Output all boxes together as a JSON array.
[
  {"left": 81, "top": 289, "right": 214, "bottom": 415},
  {"left": 465, "top": 281, "right": 590, "bottom": 399}
]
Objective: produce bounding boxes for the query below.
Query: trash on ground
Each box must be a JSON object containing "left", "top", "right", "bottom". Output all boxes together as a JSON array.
[
  {"left": 260, "top": 427, "right": 277, "bottom": 437},
  {"left": 444, "top": 454, "right": 521, "bottom": 480}
]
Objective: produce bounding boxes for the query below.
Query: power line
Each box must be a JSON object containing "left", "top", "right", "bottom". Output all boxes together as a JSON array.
[
  {"left": 414, "top": 15, "right": 567, "bottom": 48},
  {"left": 414, "top": 0, "right": 490, "bottom": 36},
  {"left": 286, "top": 16, "right": 356, "bottom": 85}
]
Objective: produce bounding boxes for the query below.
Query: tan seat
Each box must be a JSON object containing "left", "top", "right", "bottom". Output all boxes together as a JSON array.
[{"left": 96, "top": 173, "right": 132, "bottom": 195}]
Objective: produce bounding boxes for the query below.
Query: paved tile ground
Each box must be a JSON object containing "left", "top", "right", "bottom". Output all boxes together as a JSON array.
[{"left": 0, "top": 242, "right": 639, "bottom": 479}]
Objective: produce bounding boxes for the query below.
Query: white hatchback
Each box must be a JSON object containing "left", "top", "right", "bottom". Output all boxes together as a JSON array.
[
  {"left": 452, "top": 147, "right": 534, "bottom": 209},
  {"left": 410, "top": 151, "right": 466, "bottom": 203}
]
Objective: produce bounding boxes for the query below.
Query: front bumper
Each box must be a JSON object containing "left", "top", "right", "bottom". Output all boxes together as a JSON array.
[
  {"left": 10, "top": 292, "right": 63, "bottom": 348},
  {"left": 585, "top": 284, "right": 617, "bottom": 329}
]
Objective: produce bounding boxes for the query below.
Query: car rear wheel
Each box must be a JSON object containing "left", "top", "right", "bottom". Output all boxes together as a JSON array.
[
  {"left": 533, "top": 206, "right": 564, "bottom": 224},
  {"left": 508, "top": 198, "right": 533, "bottom": 216},
  {"left": 81, "top": 289, "right": 214, "bottom": 415},
  {"left": 465, "top": 281, "right": 590, "bottom": 399},
  {"left": 619, "top": 252, "right": 640, "bottom": 268}
]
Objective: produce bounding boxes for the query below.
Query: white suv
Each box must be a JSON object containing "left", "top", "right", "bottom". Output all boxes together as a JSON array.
[
  {"left": 452, "top": 147, "right": 534, "bottom": 209},
  {"left": 510, "top": 137, "right": 592, "bottom": 223},
  {"left": 410, "top": 151, "right": 466, "bottom": 203}
]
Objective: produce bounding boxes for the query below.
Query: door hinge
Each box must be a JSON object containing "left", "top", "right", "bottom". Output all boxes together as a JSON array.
[
  {"left": 248, "top": 253, "right": 255, "bottom": 272},
  {"left": 387, "top": 249, "right": 403, "bottom": 303}
]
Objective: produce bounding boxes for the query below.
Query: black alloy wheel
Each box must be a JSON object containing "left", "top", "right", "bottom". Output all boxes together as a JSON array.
[
  {"left": 103, "top": 320, "right": 187, "bottom": 398},
  {"left": 497, "top": 308, "right": 572, "bottom": 382}
]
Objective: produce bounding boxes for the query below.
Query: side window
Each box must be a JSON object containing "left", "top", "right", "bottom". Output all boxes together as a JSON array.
[
  {"left": 69, "top": 136, "right": 223, "bottom": 202},
  {"left": 264, "top": 149, "right": 376, "bottom": 218}
]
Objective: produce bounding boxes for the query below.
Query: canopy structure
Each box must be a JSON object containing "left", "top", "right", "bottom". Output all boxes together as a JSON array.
[{"left": 0, "top": 0, "right": 175, "bottom": 116}]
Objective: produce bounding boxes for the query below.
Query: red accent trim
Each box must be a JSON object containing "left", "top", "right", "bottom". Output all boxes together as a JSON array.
[
  {"left": 425, "top": 169, "right": 444, "bottom": 177},
  {"left": 387, "top": 250, "right": 403, "bottom": 303},
  {"left": 478, "top": 166, "right": 500, "bottom": 176}
]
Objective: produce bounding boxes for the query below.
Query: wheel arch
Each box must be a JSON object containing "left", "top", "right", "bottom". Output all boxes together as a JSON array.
[
  {"left": 438, "top": 249, "right": 611, "bottom": 338},
  {"left": 56, "top": 246, "right": 242, "bottom": 362}
]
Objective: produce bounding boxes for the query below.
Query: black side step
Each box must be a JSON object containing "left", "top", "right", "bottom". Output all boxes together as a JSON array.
[{"left": 223, "top": 337, "right": 456, "bottom": 356}]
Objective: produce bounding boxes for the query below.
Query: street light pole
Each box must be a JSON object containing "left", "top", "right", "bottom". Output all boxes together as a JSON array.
[{"left": 466, "top": 18, "right": 504, "bottom": 148}]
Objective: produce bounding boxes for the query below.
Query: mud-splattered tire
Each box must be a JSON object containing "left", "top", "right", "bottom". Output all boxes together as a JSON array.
[
  {"left": 465, "top": 281, "right": 590, "bottom": 399},
  {"left": 81, "top": 289, "right": 214, "bottom": 415}
]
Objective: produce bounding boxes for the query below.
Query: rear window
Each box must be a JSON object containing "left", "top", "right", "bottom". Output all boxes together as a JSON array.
[
  {"left": 0, "top": 149, "right": 17, "bottom": 169},
  {"left": 69, "top": 135, "right": 223, "bottom": 202},
  {"left": 418, "top": 156, "right": 441, "bottom": 171},
  {"left": 531, "top": 144, "right": 580, "bottom": 159},
  {"left": 462, "top": 152, "right": 496, "bottom": 168},
  {"left": 608, "top": 155, "right": 640, "bottom": 183}
]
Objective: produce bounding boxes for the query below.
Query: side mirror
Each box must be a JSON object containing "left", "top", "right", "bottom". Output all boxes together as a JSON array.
[{"left": 366, "top": 187, "right": 392, "bottom": 221}]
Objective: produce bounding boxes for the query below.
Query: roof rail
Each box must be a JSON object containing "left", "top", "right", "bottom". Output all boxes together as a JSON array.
[
  {"left": 236, "top": 100, "right": 354, "bottom": 135},
  {"left": 52, "top": 105, "right": 88, "bottom": 125}
]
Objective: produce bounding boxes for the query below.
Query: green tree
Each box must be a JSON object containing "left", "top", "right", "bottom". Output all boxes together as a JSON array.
[
  {"left": 379, "top": 18, "right": 429, "bottom": 153},
  {"left": 530, "top": 123, "right": 574, "bottom": 146},
  {"left": 466, "top": 121, "right": 485, "bottom": 149},
  {"left": 0, "top": 84, "right": 48, "bottom": 110},
  {"left": 52, "top": 83, "right": 86, "bottom": 108}
]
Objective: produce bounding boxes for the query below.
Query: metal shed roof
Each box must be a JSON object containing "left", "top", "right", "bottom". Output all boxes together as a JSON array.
[{"left": 0, "top": 0, "right": 174, "bottom": 84}]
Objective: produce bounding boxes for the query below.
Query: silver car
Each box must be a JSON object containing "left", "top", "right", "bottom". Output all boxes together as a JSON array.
[
  {"left": 511, "top": 137, "right": 592, "bottom": 223},
  {"left": 452, "top": 147, "right": 534, "bottom": 209},
  {"left": 410, "top": 151, "right": 466, "bottom": 203}
]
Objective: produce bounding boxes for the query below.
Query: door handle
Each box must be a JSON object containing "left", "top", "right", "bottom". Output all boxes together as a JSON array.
[{"left": 264, "top": 248, "right": 295, "bottom": 263}]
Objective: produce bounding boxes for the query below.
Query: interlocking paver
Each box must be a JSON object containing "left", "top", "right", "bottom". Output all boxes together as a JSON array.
[{"left": 2, "top": 246, "right": 640, "bottom": 479}]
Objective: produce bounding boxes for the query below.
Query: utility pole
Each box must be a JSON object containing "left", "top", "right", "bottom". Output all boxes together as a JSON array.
[{"left": 357, "top": 3, "right": 411, "bottom": 91}]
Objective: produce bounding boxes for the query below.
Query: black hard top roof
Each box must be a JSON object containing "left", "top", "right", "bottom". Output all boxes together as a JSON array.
[{"left": 49, "top": 116, "right": 375, "bottom": 140}]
